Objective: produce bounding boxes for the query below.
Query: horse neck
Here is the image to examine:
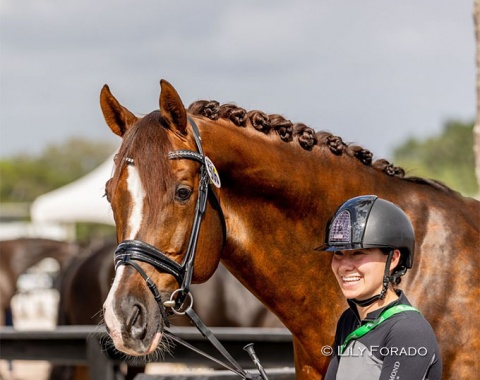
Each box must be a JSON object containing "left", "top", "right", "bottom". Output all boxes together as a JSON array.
[
  {"left": 200, "top": 121, "right": 476, "bottom": 332},
  {"left": 200, "top": 120, "right": 393, "bottom": 235},
  {"left": 199, "top": 121, "right": 392, "bottom": 330}
]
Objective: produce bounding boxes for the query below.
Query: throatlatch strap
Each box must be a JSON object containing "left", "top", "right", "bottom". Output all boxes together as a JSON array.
[{"left": 340, "top": 304, "right": 419, "bottom": 354}]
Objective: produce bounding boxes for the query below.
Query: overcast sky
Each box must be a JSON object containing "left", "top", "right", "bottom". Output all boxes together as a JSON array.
[{"left": 0, "top": 1, "right": 475, "bottom": 161}]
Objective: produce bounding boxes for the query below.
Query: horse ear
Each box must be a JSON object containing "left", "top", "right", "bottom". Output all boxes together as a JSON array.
[
  {"left": 159, "top": 79, "right": 188, "bottom": 136},
  {"left": 100, "top": 84, "right": 138, "bottom": 137}
]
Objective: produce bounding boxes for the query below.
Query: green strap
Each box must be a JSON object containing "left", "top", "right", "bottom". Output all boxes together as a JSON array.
[{"left": 339, "top": 304, "right": 420, "bottom": 354}]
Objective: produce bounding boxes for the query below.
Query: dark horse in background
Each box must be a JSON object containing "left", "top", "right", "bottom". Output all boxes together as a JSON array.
[
  {"left": 51, "top": 238, "right": 283, "bottom": 380},
  {"left": 0, "top": 238, "right": 77, "bottom": 326},
  {"left": 99, "top": 80, "right": 479, "bottom": 379}
]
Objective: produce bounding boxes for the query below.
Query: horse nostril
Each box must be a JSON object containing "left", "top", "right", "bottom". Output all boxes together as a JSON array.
[
  {"left": 127, "top": 305, "right": 140, "bottom": 327},
  {"left": 127, "top": 305, "right": 147, "bottom": 340}
]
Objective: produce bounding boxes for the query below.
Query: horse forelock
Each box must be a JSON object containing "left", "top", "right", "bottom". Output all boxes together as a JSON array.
[
  {"left": 111, "top": 111, "right": 176, "bottom": 218},
  {"left": 188, "top": 100, "right": 460, "bottom": 196}
]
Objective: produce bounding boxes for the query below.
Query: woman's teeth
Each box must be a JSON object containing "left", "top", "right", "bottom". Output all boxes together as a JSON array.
[{"left": 342, "top": 276, "right": 361, "bottom": 282}]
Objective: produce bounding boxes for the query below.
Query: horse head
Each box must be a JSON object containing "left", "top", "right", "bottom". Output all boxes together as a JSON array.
[{"left": 101, "top": 80, "right": 224, "bottom": 356}]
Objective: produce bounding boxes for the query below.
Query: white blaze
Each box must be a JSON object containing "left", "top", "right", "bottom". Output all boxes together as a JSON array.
[
  {"left": 103, "top": 265, "right": 126, "bottom": 342},
  {"left": 126, "top": 165, "right": 146, "bottom": 239},
  {"left": 103, "top": 165, "right": 146, "bottom": 341}
]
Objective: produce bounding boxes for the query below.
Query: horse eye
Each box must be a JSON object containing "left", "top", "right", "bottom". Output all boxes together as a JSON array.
[{"left": 176, "top": 186, "right": 192, "bottom": 201}]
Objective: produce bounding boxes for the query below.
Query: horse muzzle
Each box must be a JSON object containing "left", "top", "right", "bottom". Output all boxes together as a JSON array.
[{"left": 103, "top": 264, "right": 167, "bottom": 356}]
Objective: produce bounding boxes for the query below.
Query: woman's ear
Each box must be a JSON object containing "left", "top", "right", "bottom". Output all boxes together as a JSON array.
[{"left": 389, "top": 249, "right": 402, "bottom": 272}]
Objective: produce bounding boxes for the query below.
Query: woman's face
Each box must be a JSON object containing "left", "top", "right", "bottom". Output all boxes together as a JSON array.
[{"left": 331, "top": 248, "right": 392, "bottom": 301}]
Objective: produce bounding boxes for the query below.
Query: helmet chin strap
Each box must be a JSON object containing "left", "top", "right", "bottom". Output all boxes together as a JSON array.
[{"left": 350, "top": 250, "right": 394, "bottom": 308}]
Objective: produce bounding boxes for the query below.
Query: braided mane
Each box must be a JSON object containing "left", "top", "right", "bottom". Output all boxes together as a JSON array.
[{"left": 188, "top": 100, "right": 456, "bottom": 194}]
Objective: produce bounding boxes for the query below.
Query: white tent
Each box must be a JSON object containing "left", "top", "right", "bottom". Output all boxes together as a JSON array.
[{"left": 30, "top": 154, "right": 116, "bottom": 226}]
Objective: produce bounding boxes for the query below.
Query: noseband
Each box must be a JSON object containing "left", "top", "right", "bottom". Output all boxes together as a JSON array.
[
  {"left": 114, "top": 117, "right": 226, "bottom": 326},
  {"left": 111, "top": 117, "right": 270, "bottom": 379}
]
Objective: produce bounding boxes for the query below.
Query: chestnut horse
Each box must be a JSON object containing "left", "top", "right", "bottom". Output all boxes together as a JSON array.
[{"left": 100, "top": 80, "right": 480, "bottom": 379}]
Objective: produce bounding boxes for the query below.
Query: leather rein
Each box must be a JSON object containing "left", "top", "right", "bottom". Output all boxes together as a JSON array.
[{"left": 113, "top": 118, "right": 268, "bottom": 379}]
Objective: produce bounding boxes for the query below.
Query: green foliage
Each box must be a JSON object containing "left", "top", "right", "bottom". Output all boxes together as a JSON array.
[
  {"left": 75, "top": 222, "right": 116, "bottom": 244},
  {"left": 393, "top": 120, "right": 477, "bottom": 196},
  {"left": 0, "top": 137, "right": 117, "bottom": 203}
]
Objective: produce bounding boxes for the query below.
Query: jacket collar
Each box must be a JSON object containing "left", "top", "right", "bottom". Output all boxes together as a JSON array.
[{"left": 348, "top": 290, "right": 410, "bottom": 323}]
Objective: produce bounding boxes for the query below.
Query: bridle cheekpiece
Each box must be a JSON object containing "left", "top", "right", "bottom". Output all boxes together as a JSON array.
[
  {"left": 111, "top": 117, "right": 268, "bottom": 379},
  {"left": 113, "top": 117, "right": 225, "bottom": 325}
]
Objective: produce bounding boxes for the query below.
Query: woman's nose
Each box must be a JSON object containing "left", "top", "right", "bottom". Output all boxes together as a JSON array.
[{"left": 338, "top": 256, "right": 355, "bottom": 270}]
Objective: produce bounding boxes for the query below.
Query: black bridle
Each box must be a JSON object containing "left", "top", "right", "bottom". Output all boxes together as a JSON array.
[
  {"left": 114, "top": 117, "right": 225, "bottom": 324},
  {"left": 111, "top": 117, "right": 268, "bottom": 379}
]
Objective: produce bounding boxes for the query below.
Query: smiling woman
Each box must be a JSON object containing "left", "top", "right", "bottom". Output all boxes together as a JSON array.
[
  {"left": 331, "top": 248, "right": 401, "bottom": 311},
  {"left": 318, "top": 195, "right": 442, "bottom": 380}
]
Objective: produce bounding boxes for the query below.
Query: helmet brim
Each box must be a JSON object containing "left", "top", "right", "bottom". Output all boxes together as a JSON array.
[
  {"left": 314, "top": 243, "right": 362, "bottom": 252},
  {"left": 314, "top": 243, "right": 392, "bottom": 252}
]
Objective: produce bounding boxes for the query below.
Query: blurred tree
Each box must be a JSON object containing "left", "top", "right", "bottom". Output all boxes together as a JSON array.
[
  {"left": 76, "top": 222, "right": 116, "bottom": 243},
  {"left": 393, "top": 120, "right": 477, "bottom": 197},
  {"left": 0, "top": 137, "right": 117, "bottom": 203}
]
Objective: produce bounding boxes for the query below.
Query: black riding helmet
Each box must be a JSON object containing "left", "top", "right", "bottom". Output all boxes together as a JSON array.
[{"left": 316, "top": 195, "right": 415, "bottom": 306}]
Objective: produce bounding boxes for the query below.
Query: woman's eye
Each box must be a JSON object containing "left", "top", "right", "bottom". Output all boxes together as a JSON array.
[{"left": 176, "top": 187, "right": 192, "bottom": 201}]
